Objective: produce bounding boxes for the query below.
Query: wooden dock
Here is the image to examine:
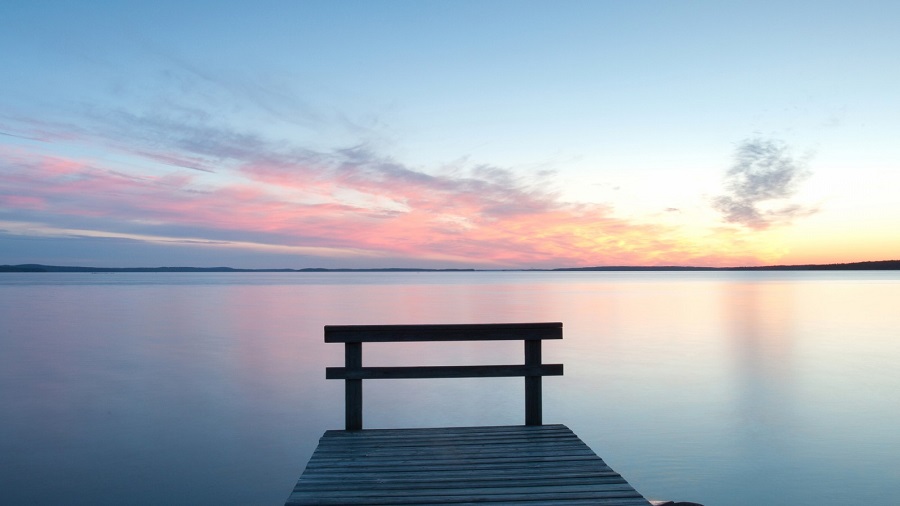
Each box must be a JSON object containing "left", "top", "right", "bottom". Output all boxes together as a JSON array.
[
  {"left": 285, "top": 323, "right": 651, "bottom": 506},
  {"left": 286, "top": 424, "right": 650, "bottom": 505}
]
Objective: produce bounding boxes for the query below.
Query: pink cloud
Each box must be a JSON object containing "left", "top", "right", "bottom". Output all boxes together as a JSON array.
[
  {"left": 0, "top": 143, "right": 766, "bottom": 267},
  {"left": 0, "top": 194, "right": 46, "bottom": 210},
  {"left": 1, "top": 112, "right": 774, "bottom": 268}
]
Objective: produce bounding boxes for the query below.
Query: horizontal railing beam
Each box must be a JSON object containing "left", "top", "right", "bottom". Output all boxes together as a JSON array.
[
  {"left": 327, "top": 364, "right": 564, "bottom": 380},
  {"left": 325, "top": 322, "right": 562, "bottom": 343}
]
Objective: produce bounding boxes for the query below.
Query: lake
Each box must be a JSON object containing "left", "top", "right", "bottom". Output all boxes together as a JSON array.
[{"left": 1, "top": 271, "right": 899, "bottom": 505}]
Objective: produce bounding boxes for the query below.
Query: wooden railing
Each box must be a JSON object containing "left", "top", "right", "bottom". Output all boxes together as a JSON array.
[{"left": 325, "top": 322, "right": 563, "bottom": 430}]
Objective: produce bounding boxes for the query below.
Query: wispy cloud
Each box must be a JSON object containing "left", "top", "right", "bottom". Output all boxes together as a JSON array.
[
  {"left": 0, "top": 63, "right": 775, "bottom": 268},
  {"left": 712, "top": 137, "right": 817, "bottom": 229},
  {"left": 1, "top": 129, "right": 732, "bottom": 267}
]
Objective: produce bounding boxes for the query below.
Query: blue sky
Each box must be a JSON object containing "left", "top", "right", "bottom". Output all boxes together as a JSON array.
[{"left": 2, "top": 1, "right": 898, "bottom": 268}]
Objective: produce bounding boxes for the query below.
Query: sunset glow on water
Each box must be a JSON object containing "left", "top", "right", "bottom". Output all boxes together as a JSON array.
[{"left": 2, "top": 271, "right": 899, "bottom": 505}]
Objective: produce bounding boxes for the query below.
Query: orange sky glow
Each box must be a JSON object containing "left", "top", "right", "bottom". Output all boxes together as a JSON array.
[{"left": 2, "top": 3, "right": 898, "bottom": 268}]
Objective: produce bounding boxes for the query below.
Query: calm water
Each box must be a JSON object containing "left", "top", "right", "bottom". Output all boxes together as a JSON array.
[{"left": 1, "top": 271, "right": 899, "bottom": 505}]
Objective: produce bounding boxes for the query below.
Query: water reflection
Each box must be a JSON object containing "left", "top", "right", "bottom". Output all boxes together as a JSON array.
[
  {"left": 714, "top": 279, "right": 801, "bottom": 503},
  {"left": 2, "top": 272, "right": 900, "bottom": 506},
  {"left": 724, "top": 277, "right": 797, "bottom": 428}
]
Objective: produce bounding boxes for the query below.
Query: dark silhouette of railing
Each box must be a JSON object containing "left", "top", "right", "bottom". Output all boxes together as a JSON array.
[{"left": 325, "top": 322, "right": 563, "bottom": 430}]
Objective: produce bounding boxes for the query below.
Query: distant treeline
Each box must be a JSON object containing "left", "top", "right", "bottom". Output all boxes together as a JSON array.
[
  {"left": 0, "top": 264, "right": 476, "bottom": 273},
  {"left": 554, "top": 260, "right": 900, "bottom": 271},
  {"left": 2, "top": 260, "right": 899, "bottom": 273}
]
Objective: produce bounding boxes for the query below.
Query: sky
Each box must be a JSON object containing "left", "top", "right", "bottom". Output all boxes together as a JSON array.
[{"left": 2, "top": 1, "right": 898, "bottom": 269}]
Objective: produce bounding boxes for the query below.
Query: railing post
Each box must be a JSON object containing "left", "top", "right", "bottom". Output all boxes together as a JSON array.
[
  {"left": 345, "top": 342, "right": 362, "bottom": 430},
  {"left": 525, "top": 340, "right": 542, "bottom": 425}
]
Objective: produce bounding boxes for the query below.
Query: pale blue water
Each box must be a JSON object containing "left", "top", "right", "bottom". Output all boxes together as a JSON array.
[{"left": 1, "top": 271, "right": 899, "bottom": 505}]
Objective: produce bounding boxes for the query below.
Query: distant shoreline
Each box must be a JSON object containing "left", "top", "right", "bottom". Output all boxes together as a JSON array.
[{"left": 2, "top": 260, "right": 899, "bottom": 273}]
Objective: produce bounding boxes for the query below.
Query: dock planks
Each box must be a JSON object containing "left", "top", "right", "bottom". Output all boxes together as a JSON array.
[{"left": 285, "top": 424, "right": 651, "bottom": 505}]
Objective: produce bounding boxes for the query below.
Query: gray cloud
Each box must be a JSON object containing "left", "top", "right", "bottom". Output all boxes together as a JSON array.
[{"left": 713, "top": 137, "right": 816, "bottom": 229}]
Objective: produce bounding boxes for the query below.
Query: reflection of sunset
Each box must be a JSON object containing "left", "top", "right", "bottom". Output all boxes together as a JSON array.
[
  {"left": 721, "top": 280, "right": 797, "bottom": 438},
  {"left": 4, "top": 270, "right": 899, "bottom": 505}
]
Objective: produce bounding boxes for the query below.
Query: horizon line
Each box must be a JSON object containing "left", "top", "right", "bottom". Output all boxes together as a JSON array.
[{"left": 2, "top": 260, "right": 900, "bottom": 273}]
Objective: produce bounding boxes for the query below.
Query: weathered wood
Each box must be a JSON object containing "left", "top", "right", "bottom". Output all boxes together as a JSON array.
[
  {"left": 285, "top": 424, "right": 650, "bottom": 506},
  {"left": 345, "top": 342, "right": 362, "bottom": 431},
  {"left": 292, "top": 322, "right": 649, "bottom": 504},
  {"left": 328, "top": 322, "right": 563, "bottom": 429},
  {"left": 325, "top": 322, "right": 562, "bottom": 343},
  {"left": 326, "top": 364, "right": 563, "bottom": 380},
  {"left": 524, "top": 339, "right": 542, "bottom": 426}
]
